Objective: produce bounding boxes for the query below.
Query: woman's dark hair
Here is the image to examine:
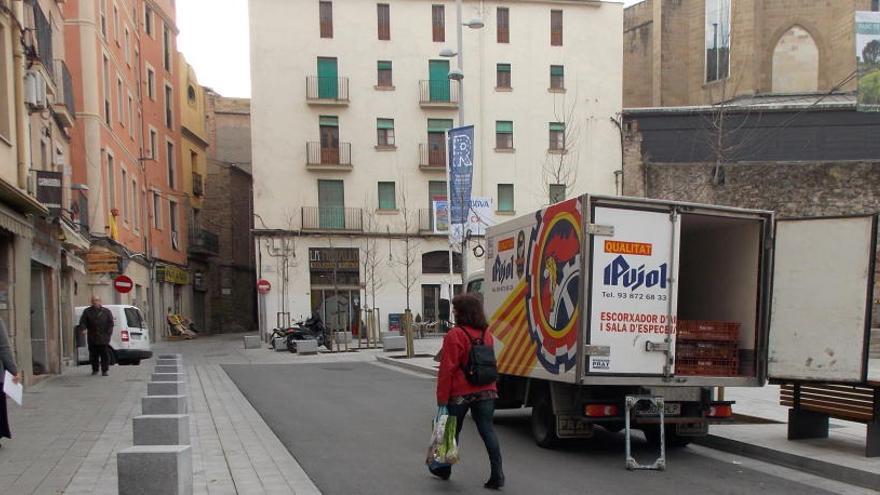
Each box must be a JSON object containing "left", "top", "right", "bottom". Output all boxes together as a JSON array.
[{"left": 452, "top": 293, "right": 488, "bottom": 330}]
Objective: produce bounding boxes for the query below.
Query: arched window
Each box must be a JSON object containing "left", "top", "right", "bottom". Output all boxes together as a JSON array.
[
  {"left": 772, "top": 26, "right": 819, "bottom": 93},
  {"left": 422, "top": 251, "right": 461, "bottom": 274}
]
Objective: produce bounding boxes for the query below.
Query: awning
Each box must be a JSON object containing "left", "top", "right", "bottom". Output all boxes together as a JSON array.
[
  {"left": 62, "top": 250, "right": 87, "bottom": 274},
  {"left": 0, "top": 202, "right": 33, "bottom": 239},
  {"left": 0, "top": 177, "right": 49, "bottom": 217},
  {"left": 60, "top": 219, "right": 90, "bottom": 252}
]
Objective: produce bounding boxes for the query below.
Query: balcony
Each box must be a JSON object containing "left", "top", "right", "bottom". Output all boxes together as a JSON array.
[
  {"left": 419, "top": 208, "right": 444, "bottom": 234},
  {"left": 419, "top": 80, "right": 460, "bottom": 108},
  {"left": 53, "top": 60, "right": 75, "bottom": 128},
  {"left": 419, "top": 143, "right": 446, "bottom": 171},
  {"left": 306, "top": 141, "right": 352, "bottom": 171},
  {"left": 302, "top": 206, "right": 363, "bottom": 232},
  {"left": 189, "top": 228, "right": 219, "bottom": 256},
  {"left": 306, "top": 76, "right": 350, "bottom": 105}
]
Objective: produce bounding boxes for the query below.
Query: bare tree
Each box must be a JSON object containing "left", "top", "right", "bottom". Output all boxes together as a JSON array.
[
  {"left": 260, "top": 210, "right": 298, "bottom": 329},
  {"left": 542, "top": 86, "right": 582, "bottom": 204},
  {"left": 360, "top": 202, "right": 385, "bottom": 310},
  {"left": 393, "top": 183, "right": 420, "bottom": 311}
]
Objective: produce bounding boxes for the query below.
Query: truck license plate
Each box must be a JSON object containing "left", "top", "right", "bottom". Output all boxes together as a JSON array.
[
  {"left": 557, "top": 416, "right": 593, "bottom": 438},
  {"left": 635, "top": 403, "right": 681, "bottom": 417}
]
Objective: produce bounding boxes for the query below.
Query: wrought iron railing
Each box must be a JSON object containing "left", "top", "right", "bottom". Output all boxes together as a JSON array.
[
  {"left": 302, "top": 206, "right": 363, "bottom": 231},
  {"left": 419, "top": 143, "right": 446, "bottom": 168},
  {"left": 419, "top": 80, "right": 460, "bottom": 105},
  {"left": 189, "top": 229, "right": 219, "bottom": 255},
  {"left": 306, "top": 76, "right": 350, "bottom": 102},
  {"left": 306, "top": 141, "right": 351, "bottom": 167}
]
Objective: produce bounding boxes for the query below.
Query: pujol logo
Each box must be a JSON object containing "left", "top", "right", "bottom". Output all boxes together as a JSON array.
[
  {"left": 492, "top": 255, "right": 514, "bottom": 283},
  {"left": 603, "top": 255, "right": 667, "bottom": 292}
]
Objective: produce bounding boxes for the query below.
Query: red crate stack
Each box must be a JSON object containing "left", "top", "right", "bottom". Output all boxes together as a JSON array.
[{"left": 675, "top": 320, "right": 739, "bottom": 376}]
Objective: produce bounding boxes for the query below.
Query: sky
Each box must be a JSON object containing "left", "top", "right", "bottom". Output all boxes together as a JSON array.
[{"left": 176, "top": 0, "right": 643, "bottom": 98}]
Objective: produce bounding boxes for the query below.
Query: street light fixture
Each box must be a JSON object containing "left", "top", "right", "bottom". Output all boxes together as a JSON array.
[
  {"left": 439, "top": 47, "right": 457, "bottom": 58},
  {"left": 464, "top": 17, "right": 485, "bottom": 29},
  {"left": 448, "top": 68, "right": 464, "bottom": 81}
]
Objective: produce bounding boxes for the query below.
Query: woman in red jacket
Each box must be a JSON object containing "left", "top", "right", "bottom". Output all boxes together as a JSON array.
[{"left": 433, "top": 293, "right": 504, "bottom": 489}]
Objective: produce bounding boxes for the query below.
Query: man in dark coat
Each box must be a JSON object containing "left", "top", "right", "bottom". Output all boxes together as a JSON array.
[{"left": 79, "top": 296, "right": 114, "bottom": 376}]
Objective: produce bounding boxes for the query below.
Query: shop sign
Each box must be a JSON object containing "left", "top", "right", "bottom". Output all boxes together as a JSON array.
[
  {"left": 308, "top": 248, "right": 359, "bottom": 272},
  {"left": 156, "top": 265, "right": 190, "bottom": 285}
]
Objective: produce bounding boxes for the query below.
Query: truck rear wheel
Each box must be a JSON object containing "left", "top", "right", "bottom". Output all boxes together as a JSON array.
[{"left": 531, "top": 397, "right": 560, "bottom": 448}]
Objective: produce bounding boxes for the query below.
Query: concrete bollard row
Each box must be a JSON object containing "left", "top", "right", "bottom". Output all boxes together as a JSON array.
[{"left": 118, "top": 356, "right": 193, "bottom": 495}]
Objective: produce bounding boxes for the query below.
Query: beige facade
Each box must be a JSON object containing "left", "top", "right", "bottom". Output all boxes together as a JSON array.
[
  {"left": 623, "top": 0, "right": 876, "bottom": 108},
  {"left": 249, "top": 0, "right": 623, "bottom": 333}
]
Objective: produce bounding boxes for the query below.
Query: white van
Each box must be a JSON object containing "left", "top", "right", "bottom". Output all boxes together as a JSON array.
[{"left": 75, "top": 305, "right": 153, "bottom": 365}]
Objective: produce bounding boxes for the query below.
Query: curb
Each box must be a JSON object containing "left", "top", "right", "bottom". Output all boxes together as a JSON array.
[
  {"left": 375, "top": 355, "right": 438, "bottom": 376},
  {"left": 693, "top": 434, "right": 879, "bottom": 490}
]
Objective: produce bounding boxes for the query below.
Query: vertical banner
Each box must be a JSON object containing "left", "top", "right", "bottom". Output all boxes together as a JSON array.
[
  {"left": 433, "top": 197, "right": 496, "bottom": 242},
  {"left": 856, "top": 11, "right": 880, "bottom": 112},
  {"left": 447, "top": 125, "right": 475, "bottom": 225}
]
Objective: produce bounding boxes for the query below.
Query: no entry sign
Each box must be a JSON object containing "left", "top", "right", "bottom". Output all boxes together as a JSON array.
[
  {"left": 113, "top": 275, "right": 134, "bottom": 294},
  {"left": 257, "top": 279, "right": 271, "bottom": 295}
]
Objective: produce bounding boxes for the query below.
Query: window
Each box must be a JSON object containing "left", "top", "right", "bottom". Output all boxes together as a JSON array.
[
  {"left": 377, "top": 60, "right": 393, "bottom": 87},
  {"left": 0, "top": 24, "right": 10, "bottom": 139},
  {"left": 378, "top": 182, "right": 396, "bottom": 210},
  {"left": 496, "top": 63, "right": 511, "bottom": 89},
  {"left": 149, "top": 129, "right": 157, "bottom": 158},
  {"left": 551, "top": 10, "right": 563, "bottom": 46},
  {"left": 319, "top": 1, "right": 333, "bottom": 38},
  {"left": 166, "top": 141, "right": 175, "bottom": 188},
  {"left": 144, "top": 4, "right": 154, "bottom": 37},
  {"left": 124, "top": 28, "right": 131, "bottom": 65},
  {"left": 705, "top": 0, "right": 731, "bottom": 82},
  {"left": 113, "top": 4, "right": 120, "bottom": 42},
  {"left": 377, "top": 3, "right": 390, "bottom": 40},
  {"left": 874, "top": 0, "right": 879, "bottom": 11},
  {"left": 498, "top": 184, "right": 514, "bottom": 213},
  {"left": 549, "top": 184, "right": 566, "bottom": 203},
  {"left": 107, "top": 154, "right": 115, "bottom": 209},
  {"left": 377, "top": 118, "right": 395, "bottom": 147},
  {"left": 495, "top": 121, "right": 513, "bottom": 150},
  {"left": 162, "top": 23, "right": 171, "bottom": 71},
  {"left": 164, "top": 84, "right": 173, "bottom": 128},
  {"left": 121, "top": 168, "right": 129, "bottom": 221},
  {"left": 127, "top": 94, "right": 134, "bottom": 136},
  {"left": 124, "top": 307, "right": 144, "bottom": 328},
  {"left": 132, "top": 180, "right": 139, "bottom": 230},
  {"left": 422, "top": 252, "right": 461, "bottom": 274},
  {"left": 427, "top": 119, "right": 453, "bottom": 166},
  {"left": 497, "top": 7, "right": 509, "bottom": 43},
  {"left": 169, "top": 201, "right": 179, "bottom": 249},
  {"left": 549, "top": 122, "right": 565, "bottom": 151},
  {"left": 187, "top": 85, "right": 196, "bottom": 104},
  {"left": 432, "top": 5, "right": 445, "bottom": 42},
  {"left": 103, "top": 55, "right": 111, "bottom": 125},
  {"left": 146, "top": 67, "right": 156, "bottom": 100},
  {"left": 153, "top": 193, "right": 161, "bottom": 229},
  {"left": 117, "top": 77, "right": 124, "bottom": 124},
  {"left": 100, "top": 0, "right": 107, "bottom": 38},
  {"left": 550, "top": 65, "right": 564, "bottom": 90}
]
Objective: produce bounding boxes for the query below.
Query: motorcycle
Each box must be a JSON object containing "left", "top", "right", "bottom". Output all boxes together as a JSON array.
[{"left": 269, "top": 313, "right": 332, "bottom": 353}]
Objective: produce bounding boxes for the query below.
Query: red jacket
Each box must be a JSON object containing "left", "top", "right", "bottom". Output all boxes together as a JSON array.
[{"left": 436, "top": 326, "right": 497, "bottom": 404}]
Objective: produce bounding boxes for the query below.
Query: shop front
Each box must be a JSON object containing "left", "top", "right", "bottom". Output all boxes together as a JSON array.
[
  {"left": 308, "top": 247, "right": 360, "bottom": 335},
  {"left": 155, "top": 264, "right": 191, "bottom": 338}
]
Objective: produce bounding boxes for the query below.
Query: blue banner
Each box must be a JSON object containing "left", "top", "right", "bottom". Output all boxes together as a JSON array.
[{"left": 447, "top": 125, "right": 474, "bottom": 225}]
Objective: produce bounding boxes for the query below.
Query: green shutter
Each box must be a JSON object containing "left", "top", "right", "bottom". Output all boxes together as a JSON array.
[
  {"left": 318, "top": 179, "right": 345, "bottom": 229},
  {"left": 377, "top": 118, "right": 394, "bottom": 130},
  {"left": 377, "top": 60, "right": 392, "bottom": 70},
  {"left": 550, "top": 65, "right": 564, "bottom": 76},
  {"left": 319, "top": 115, "right": 339, "bottom": 127},
  {"left": 549, "top": 122, "right": 565, "bottom": 132},
  {"left": 378, "top": 182, "right": 396, "bottom": 210},
  {"left": 498, "top": 184, "right": 514, "bottom": 212},
  {"left": 496, "top": 63, "right": 511, "bottom": 73},
  {"left": 427, "top": 119, "right": 453, "bottom": 132},
  {"left": 317, "top": 57, "right": 339, "bottom": 98},
  {"left": 495, "top": 121, "right": 513, "bottom": 133}
]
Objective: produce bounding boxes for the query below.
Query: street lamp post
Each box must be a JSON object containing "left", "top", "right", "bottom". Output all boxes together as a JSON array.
[{"left": 441, "top": 1, "right": 483, "bottom": 302}]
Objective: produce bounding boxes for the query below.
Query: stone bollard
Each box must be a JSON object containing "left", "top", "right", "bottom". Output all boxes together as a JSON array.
[
  {"left": 148, "top": 381, "right": 185, "bottom": 396},
  {"left": 333, "top": 331, "right": 352, "bottom": 345},
  {"left": 296, "top": 339, "right": 318, "bottom": 355},
  {"left": 382, "top": 335, "right": 406, "bottom": 352},
  {"left": 118, "top": 445, "right": 193, "bottom": 495},
  {"left": 152, "top": 372, "right": 186, "bottom": 382},
  {"left": 243, "top": 335, "right": 261, "bottom": 349},
  {"left": 142, "top": 395, "right": 187, "bottom": 415},
  {"left": 133, "top": 414, "right": 190, "bottom": 446},
  {"left": 155, "top": 364, "right": 182, "bottom": 374},
  {"left": 273, "top": 336, "right": 288, "bottom": 352}
]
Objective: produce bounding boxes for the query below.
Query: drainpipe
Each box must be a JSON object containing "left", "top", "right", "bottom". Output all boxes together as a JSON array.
[{"left": 12, "top": 0, "right": 30, "bottom": 189}]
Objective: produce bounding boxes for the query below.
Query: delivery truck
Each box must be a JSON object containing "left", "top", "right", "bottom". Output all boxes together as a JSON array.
[{"left": 472, "top": 194, "right": 878, "bottom": 454}]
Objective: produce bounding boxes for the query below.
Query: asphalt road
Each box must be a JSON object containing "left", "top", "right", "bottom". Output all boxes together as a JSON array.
[{"left": 223, "top": 362, "right": 844, "bottom": 495}]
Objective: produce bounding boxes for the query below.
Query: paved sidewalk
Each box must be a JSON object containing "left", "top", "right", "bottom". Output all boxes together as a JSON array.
[{"left": 377, "top": 339, "right": 879, "bottom": 490}]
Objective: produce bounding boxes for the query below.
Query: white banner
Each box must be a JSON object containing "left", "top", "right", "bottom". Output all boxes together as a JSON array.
[
  {"left": 433, "top": 197, "right": 496, "bottom": 242},
  {"left": 588, "top": 207, "right": 680, "bottom": 375}
]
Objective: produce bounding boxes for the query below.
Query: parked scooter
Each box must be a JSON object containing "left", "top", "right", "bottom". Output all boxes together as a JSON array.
[{"left": 289, "top": 312, "right": 332, "bottom": 351}]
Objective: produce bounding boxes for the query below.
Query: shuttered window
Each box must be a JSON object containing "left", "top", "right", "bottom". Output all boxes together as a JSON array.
[
  {"left": 432, "top": 5, "right": 445, "bottom": 42},
  {"left": 550, "top": 10, "right": 563, "bottom": 46},
  {"left": 495, "top": 121, "right": 513, "bottom": 150},
  {"left": 320, "top": 1, "right": 333, "bottom": 38},
  {"left": 497, "top": 7, "right": 509, "bottom": 43},
  {"left": 549, "top": 122, "right": 565, "bottom": 151},
  {"left": 496, "top": 63, "right": 511, "bottom": 89},
  {"left": 377, "top": 118, "right": 395, "bottom": 146},
  {"left": 550, "top": 65, "right": 564, "bottom": 90},
  {"left": 377, "top": 60, "right": 393, "bottom": 87},
  {"left": 378, "top": 182, "right": 396, "bottom": 210},
  {"left": 498, "top": 184, "right": 514, "bottom": 212},
  {"left": 378, "top": 3, "right": 390, "bottom": 40}
]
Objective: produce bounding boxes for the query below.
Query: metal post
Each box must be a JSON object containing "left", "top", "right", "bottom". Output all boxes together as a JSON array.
[{"left": 456, "top": 0, "right": 464, "bottom": 126}]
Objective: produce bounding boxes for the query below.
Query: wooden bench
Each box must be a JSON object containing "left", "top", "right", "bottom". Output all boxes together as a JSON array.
[{"left": 780, "top": 383, "right": 879, "bottom": 457}]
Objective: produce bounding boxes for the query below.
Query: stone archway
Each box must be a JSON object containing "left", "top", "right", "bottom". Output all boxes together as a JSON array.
[{"left": 771, "top": 25, "right": 819, "bottom": 93}]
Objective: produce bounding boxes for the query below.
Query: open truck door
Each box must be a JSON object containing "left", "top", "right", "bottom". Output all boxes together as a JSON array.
[{"left": 768, "top": 216, "right": 877, "bottom": 383}]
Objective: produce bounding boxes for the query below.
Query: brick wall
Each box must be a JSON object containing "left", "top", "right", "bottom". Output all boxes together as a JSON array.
[{"left": 623, "top": 0, "right": 655, "bottom": 107}]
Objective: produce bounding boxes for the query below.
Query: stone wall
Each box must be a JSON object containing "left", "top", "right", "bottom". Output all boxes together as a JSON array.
[{"left": 623, "top": 0, "right": 655, "bottom": 107}]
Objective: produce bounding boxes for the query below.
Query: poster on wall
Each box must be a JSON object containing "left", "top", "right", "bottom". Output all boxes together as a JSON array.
[
  {"left": 588, "top": 207, "right": 680, "bottom": 375},
  {"left": 856, "top": 11, "right": 880, "bottom": 112},
  {"left": 433, "top": 197, "right": 496, "bottom": 243}
]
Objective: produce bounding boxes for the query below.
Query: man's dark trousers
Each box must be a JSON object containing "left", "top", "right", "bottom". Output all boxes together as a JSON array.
[{"left": 89, "top": 344, "right": 111, "bottom": 373}]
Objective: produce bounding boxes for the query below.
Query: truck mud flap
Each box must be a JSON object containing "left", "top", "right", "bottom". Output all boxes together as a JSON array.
[{"left": 625, "top": 395, "right": 666, "bottom": 471}]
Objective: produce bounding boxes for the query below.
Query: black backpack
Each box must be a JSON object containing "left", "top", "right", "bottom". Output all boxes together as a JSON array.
[{"left": 460, "top": 327, "right": 498, "bottom": 386}]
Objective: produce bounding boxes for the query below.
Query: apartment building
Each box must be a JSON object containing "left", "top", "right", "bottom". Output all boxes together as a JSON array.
[
  {"left": 249, "top": 0, "right": 623, "bottom": 335},
  {"left": 623, "top": 0, "right": 880, "bottom": 107},
  {"left": 64, "top": 0, "right": 187, "bottom": 332}
]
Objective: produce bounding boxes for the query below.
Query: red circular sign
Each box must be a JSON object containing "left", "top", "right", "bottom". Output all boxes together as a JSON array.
[
  {"left": 113, "top": 275, "right": 134, "bottom": 294},
  {"left": 257, "top": 279, "right": 271, "bottom": 295}
]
